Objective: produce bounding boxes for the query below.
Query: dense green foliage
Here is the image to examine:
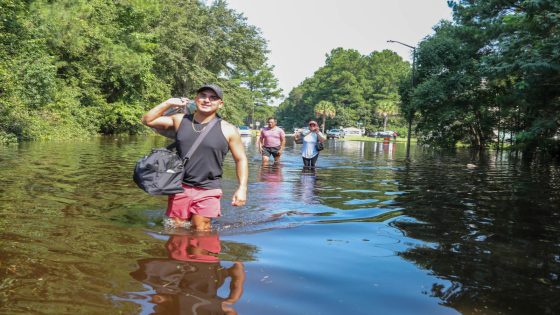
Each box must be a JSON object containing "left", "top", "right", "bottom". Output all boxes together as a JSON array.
[
  {"left": 0, "top": 0, "right": 280, "bottom": 143},
  {"left": 4, "top": 0, "right": 558, "bottom": 152},
  {"left": 407, "top": 0, "right": 560, "bottom": 151},
  {"left": 277, "top": 48, "right": 410, "bottom": 132},
  {"left": 278, "top": 1, "right": 559, "bottom": 152}
]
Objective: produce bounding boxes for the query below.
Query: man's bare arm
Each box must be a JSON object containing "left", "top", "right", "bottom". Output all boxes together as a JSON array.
[
  {"left": 141, "top": 98, "right": 187, "bottom": 130},
  {"left": 280, "top": 133, "right": 286, "bottom": 152},
  {"left": 258, "top": 131, "right": 264, "bottom": 153},
  {"left": 223, "top": 122, "right": 248, "bottom": 206}
]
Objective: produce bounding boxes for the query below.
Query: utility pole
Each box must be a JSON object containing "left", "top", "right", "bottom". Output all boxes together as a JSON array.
[{"left": 387, "top": 40, "right": 416, "bottom": 161}]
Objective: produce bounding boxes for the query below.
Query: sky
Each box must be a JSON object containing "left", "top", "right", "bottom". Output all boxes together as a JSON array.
[{"left": 224, "top": 0, "right": 453, "bottom": 104}]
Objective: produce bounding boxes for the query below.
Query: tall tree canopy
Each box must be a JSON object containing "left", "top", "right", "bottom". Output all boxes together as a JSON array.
[
  {"left": 0, "top": 0, "right": 280, "bottom": 143},
  {"left": 406, "top": 0, "right": 560, "bottom": 152},
  {"left": 277, "top": 48, "right": 410, "bottom": 132}
]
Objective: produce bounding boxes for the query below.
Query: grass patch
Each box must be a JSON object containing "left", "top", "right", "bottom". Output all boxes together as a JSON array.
[{"left": 341, "top": 136, "right": 417, "bottom": 143}]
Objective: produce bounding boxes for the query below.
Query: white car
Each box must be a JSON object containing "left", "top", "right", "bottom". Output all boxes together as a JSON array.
[
  {"left": 238, "top": 126, "right": 252, "bottom": 136},
  {"left": 327, "top": 129, "right": 345, "bottom": 139}
]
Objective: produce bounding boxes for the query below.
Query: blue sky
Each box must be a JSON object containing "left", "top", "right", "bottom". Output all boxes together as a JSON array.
[{"left": 225, "top": 0, "right": 453, "bottom": 104}]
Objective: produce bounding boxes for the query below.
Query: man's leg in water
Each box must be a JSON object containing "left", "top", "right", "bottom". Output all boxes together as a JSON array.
[
  {"left": 166, "top": 185, "right": 193, "bottom": 228},
  {"left": 261, "top": 147, "right": 271, "bottom": 164},
  {"left": 190, "top": 187, "right": 222, "bottom": 231},
  {"left": 273, "top": 150, "right": 281, "bottom": 163},
  {"left": 191, "top": 214, "right": 212, "bottom": 231}
]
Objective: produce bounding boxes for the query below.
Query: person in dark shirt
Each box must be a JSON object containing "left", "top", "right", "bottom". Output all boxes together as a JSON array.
[{"left": 142, "top": 84, "right": 248, "bottom": 231}]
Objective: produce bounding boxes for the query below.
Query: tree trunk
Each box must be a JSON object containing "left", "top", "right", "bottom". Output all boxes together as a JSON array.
[
  {"left": 496, "top": 104, "right": 501, "bottom": 151},
  {"left": 405, "top": 116, "right": 412, "bottom": 161},
  {"left": 383, "top": 113, "right": 388, "bottom": 131}
]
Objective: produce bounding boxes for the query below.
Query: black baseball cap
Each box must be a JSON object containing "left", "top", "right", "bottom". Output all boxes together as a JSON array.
[{"left": 196, "top": 84, "right": 223, "bottom": 99}]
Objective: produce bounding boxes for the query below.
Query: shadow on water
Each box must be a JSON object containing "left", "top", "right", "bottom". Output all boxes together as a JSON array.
[{"left": 1, "top": 135, "right": 559, "bottom": 314}]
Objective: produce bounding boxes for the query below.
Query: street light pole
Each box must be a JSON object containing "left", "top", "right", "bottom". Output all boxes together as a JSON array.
[{"left": 387, "top": 40, "right": 416, "bottom": 161}]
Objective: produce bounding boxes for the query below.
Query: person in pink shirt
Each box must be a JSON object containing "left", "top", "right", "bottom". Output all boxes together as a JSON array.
[{"left": 258, "top": 117, "right": 286, "bottom": 164}]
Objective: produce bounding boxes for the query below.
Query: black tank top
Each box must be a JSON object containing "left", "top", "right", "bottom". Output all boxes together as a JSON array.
[{"left": 176, "top": 114, "right": 229, "bottom": 189}]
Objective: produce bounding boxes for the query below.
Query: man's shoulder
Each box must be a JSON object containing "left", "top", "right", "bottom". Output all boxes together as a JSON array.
[
  {"left": 220, "top": 120, "right": 239, "bottom": 137},
  {"left": 171, "top": 113, "right": 186, "bottom": 125},
  {"left": 220, "top": 119, "right": 236, "bottom": 129}
]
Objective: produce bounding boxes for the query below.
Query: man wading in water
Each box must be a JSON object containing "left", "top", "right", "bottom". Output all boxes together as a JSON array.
[
  {"left": 142, "top": 84, "right": 248, "bottom": 230},
  {"left": 258, "top": 117, "right": 285, "bottom": 164}
]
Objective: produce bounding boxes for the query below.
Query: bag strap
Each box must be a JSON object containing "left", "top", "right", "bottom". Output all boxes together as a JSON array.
[
  {"left": 183, "top": 117, "right": 221, "bottom": 161},
  {"left": 165, "top": 116, "right": 221, "bottom": 164}
]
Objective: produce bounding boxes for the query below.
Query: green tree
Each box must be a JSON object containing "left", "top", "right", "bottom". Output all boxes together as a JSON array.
[
  {"left": 277, "top": 48, "right": 409, "bottom": 132},
  {"left": 0, "top": 0, "right": 280, "bottom": 143},
  {"left": 408, "top": 0, "right": 560, "bottom": 152},
  {"left": 375, "top": 93, "right": 400, "bottom": 131},
  {"left": 411, "top": 21, "right": 493, "bottom": 148},
  {"left": 314, "top": 101, "right": 336, "bottom": 133},
  {"left": 232, "top": 63, "right": 282, "bottom": 127}
]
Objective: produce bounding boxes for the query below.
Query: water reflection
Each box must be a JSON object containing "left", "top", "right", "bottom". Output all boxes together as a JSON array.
[
  {"left": 299, "top": 168, "right": 318, "bottom": 204},
  {"left": 337, "top": 140, "right": 366, "bottom": 158},
  {"left": 130, "top": 231, "right": 245, "bottom": 315},
  {"left": 372, "top": 142, "right": 397, "bottom": 160},
  {"left": 392, "top": 154, "right": 560, "bottom": 314},
  {"left": 2, "top": 137, "right": 559, "bottom": 315},
  {"left": 257, "top": 163, "right": 284, "bottom": 184}
]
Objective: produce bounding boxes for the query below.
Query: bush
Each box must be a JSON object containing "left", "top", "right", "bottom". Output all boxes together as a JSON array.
[{"left": 0, "top": 131, "right": 18, "bottom": 144}]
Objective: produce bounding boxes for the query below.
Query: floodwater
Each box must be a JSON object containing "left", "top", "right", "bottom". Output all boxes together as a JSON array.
[{"left": 0, "top": 135, "right": 559, "bottom": 315}]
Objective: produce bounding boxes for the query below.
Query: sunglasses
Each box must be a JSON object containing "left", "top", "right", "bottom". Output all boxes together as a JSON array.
[{"left": 309, "top": 123, "right": 317, "bottom": 126}]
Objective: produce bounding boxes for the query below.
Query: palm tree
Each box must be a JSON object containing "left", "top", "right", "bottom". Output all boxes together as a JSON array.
[
  {"left": 314, "top": 101, "right": 336, "bottom": 133},
  {"left": 375, "top": 94, "right": 399, "bottom": 131}
]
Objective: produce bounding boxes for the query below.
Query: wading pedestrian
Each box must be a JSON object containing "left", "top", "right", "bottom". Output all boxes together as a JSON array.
[
  {"left": 141, "top": 84, "right": 248, "bottom": 231},
  {"left": 294, "top": 120, "right": 326, "bottom": 168},
  {"left": 258, "top": 117, "right": 285, "bottom": 164}
]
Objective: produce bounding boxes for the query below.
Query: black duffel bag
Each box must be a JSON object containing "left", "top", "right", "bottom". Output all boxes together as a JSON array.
[
  {"left": 133, "top": 144, "right": 186, "bottom": 195},
  {"left": 133, "top": 117, "right": 220, "bottom": 195}
]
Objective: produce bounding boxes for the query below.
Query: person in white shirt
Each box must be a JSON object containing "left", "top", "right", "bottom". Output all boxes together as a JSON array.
[{"left": 294, "top": 120, "right": 326, "bottom": 168}]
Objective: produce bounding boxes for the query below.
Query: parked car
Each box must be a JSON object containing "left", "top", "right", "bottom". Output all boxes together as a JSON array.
[
  {"left": 237, "top": 125, "right": 252, "bottom": 136},
  {"left": 327, "top": 129, "right": 345, "bottom": 139},
  {"left": 294, "top": 127, "right": 309, "bottom": 134}
]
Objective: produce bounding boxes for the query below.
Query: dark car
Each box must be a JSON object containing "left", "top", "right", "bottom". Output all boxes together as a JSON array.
[{"left": 368, "top": 130, "right": 397, "bottom": 138}]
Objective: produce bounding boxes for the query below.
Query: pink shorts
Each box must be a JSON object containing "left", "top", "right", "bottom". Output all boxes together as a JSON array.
[{"left": 166, "top": 184, "right": 223, "bottom": 220}]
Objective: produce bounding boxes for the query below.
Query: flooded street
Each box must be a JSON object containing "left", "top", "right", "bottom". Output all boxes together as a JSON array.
[{"left": 1, "top": 136, "right": 559, "bottom": 314}]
